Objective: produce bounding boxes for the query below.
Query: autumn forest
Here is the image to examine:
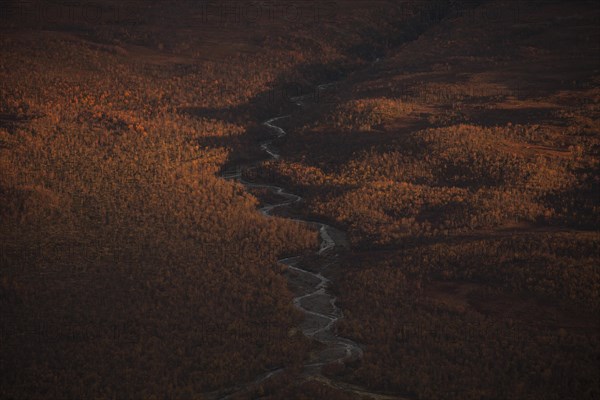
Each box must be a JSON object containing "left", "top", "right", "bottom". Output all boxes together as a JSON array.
[{"left": 1, "top": 1, "right": 598, "bottom": 399}]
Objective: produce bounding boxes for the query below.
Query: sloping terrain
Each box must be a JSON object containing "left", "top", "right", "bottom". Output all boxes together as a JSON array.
[
  {"left": 0, "top": 1, "right": 452, "bottom": 398},
  {"left": 1, "top": 0, "right": 598, "bottom": 399},
  {"left": 252, "top": 1, "right": 600, "bottom": 399}
]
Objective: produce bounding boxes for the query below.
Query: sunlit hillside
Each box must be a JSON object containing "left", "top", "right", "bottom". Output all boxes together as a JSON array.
[{"left": 1, "top": 1, "right": 598, "bottom": 399}]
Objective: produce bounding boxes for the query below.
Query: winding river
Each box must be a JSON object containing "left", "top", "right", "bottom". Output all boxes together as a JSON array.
[
  {"left": 209, "top": 86, "right": 403, "bottom": 400},
  {"left": 248, "top": 113, "right": 364, "bottom": 368}
]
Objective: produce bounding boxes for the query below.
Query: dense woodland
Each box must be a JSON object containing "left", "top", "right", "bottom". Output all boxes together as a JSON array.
[
  {"left": 250, "top": 1, "right": 600, "bottom": 399},
  {"left": 0, "top": 0, "right": 441, "bottom": 398},
  {"left": 0, "top": 33, "right": 318, "bottom": 399},
  {"left": 1, "top": 0, "right": 599, "bottom": 399},
  {"left": 330, "top": 233, "right": 599, "bottom": 399}
]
